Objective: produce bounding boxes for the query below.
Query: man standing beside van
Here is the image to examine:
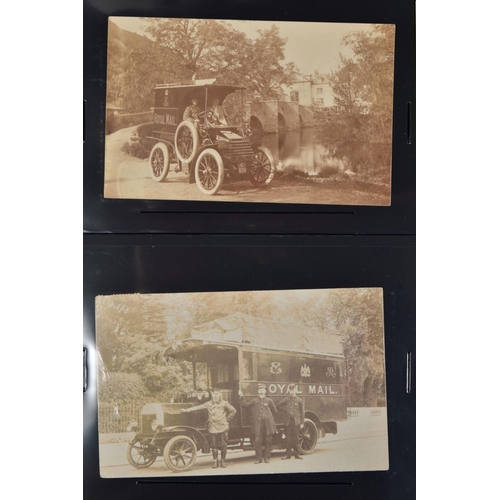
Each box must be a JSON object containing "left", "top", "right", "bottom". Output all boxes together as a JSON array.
[
  {"left": 277, "top": 383, "right": 305, "bottom": 460},
  {"left": 238, "top": 384, "right": 278, "bottom": 464},
  {"left": 181, "top": 388, "right": 236, "bottom": 468}
]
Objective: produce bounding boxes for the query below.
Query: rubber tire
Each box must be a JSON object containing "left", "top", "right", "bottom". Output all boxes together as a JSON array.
[
  {"left": 194, "top": 148, "right": 225, "bottom": 195},
  {"left": 149, "top": 143, "right": 170, "bottom": 182},
  {"left": 248, "top": 146, "right": 276, "bottom": 187},
  {"left": 297, "top": 418, "right": 318, "bottom": 455},
  {"left": 163, "top": 435, "right": 197, "bottom": 472},
  {"left": 126, "top": 439, "right": 156, "bottom": 469},
  {"left": 175, "top": 120, "right": 199, "bottom": 164}
]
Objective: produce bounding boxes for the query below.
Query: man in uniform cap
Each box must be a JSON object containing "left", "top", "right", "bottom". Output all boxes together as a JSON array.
[
  {"left": 277, "top": 383, "right": 305, "bottom": 460},
  {"left": 239, "top": 384, "right": 278, "bottom": 464},
  {"left": 181, "top": 388, "right": 236, "bottom": 468}
]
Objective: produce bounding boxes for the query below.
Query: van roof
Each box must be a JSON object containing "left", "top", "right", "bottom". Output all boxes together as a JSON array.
[
  {"left": 182, "top": 313, "right": 343, "bottom": 356},
  {"left": 154, "top": 81, "right": 245, "bottom": 91}
]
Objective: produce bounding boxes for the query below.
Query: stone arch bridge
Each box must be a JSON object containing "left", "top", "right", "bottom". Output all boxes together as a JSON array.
[{"left": 247, "top": 101, "right": 315, "bottom": 133}]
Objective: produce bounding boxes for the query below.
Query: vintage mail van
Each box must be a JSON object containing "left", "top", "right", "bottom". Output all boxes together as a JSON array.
[{"left": 127, "top": 313, "right": 347, "bottom": 472}]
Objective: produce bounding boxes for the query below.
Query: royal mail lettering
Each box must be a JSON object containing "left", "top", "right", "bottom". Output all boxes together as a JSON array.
[{"left": 267, "top": 383, "right": 339, "bottom": 395}]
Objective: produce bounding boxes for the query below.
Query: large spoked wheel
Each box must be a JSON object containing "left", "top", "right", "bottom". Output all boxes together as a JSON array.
[
  {"left": 126, "top": 439, "right": 157, "bottom": 469},
  {"left": 149, "top": 143, "right": 170, "bottom": 182},
  {"left": 194, "top": 148, "right": 224, "bottom": 195},
  {"left": 175, "top": 120, "right": 199, "bottom": 164},
  {"left": 163, "top": 435, "right": 197, "bottom": 472},
  {"left": 297, "top": 419, "right": 318, "bottom": 455},
  {"left": 248, "top": 146, "right": 276, "bottom": 187}
]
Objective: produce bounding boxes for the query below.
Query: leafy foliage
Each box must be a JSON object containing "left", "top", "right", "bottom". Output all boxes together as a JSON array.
[
  {"left": 98, "top": 372, "right": 149, "bottom": 405},
  {"left": 316, "top": 25, "right": 395, "bottom": 177}
]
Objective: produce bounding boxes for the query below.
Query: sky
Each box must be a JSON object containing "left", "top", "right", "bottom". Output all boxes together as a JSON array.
[{"left": 110, "top": 17, "right": 375, "bottom": 76}]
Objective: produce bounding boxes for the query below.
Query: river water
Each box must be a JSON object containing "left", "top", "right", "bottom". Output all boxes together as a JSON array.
[{"left": 252, "top": 128, "right": 392, "bottom": 177}]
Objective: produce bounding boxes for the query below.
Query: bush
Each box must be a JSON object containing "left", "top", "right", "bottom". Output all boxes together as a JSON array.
[
  {"left": 99, "top": 372, "right": 149, "bottom": 406},
  {"left": 276, "top": 167, "right": 309, "bottom": 180},
  {"left": 99, "top": 371, "right": 186, "bottom": 407},
  {"left": 317, "top": 166, "right": 341, "bottom": 178},
  {"left": 121, "top": 140, "right": 150, "bottom": 159}
]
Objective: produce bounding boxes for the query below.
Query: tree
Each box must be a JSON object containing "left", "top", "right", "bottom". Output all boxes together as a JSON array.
[
  {"left": 340, "top": 24, "right": 395, "bottom": 123},
  {"left": 106, "top": 21, "right": 192, "bottom": 112},
  {"left": 321, "top": 25, "right": 394, "bottom": 143},
  {"left": 118, "top": 45, "right": 191, "bottom": 112},
  {"left": 316, "top": 25, "right": 395, "bottom": 176},
  {"left": 227, "top": 25, "right": 298, "bottom": 100},
  {"left": 143, "top": 18, "right": 244, "bottom": 77},
  {"left": 143, "top": 19, "right": 298, "bottom": 101}
]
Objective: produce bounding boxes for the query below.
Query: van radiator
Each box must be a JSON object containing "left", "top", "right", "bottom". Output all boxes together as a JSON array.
[{"left": 226, "top": 139, "right": 255, "bottom": 160}]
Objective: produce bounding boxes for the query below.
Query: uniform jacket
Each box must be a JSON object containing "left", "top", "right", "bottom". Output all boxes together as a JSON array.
[
  {"left": 277, "top": 396, "right": 305, "bottom": 426},
  {"left": 186, "top": 399, "right": 236, "bottom": 434},
  {"left": 239, "top": 396, "right": 278, "bottom": 436}
]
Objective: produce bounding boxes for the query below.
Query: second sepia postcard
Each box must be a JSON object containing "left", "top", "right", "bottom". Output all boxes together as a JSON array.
[{"left": 96, "top": 288, "right": 388, "bottom": 478}]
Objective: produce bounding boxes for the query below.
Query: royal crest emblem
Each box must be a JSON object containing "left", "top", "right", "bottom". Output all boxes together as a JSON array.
[
  {"left": 300, "top": 364, "right": 311, "bottom": 377},
  {"left": 270, "top": 361, "right": 282, "bottom": 374},
  {"left": 326, "top": 366, "right": 336, "bottom": 377}
]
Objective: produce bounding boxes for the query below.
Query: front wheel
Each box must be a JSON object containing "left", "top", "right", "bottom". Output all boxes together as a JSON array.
[
  {"left": 149, "top": 143, "right": 170, "bottom": 182},
  {"left": 164, "top": 435, "right": 197, "bottom": 472},
  {"left": 297, "top": 418, "right": 318, "bottom": 455},
  {"left": 194, "top": 148, "right": 224, "bottom": 195},
  {"left": 126, "top": 439, "right": 157, "bottom": 469},
  {"left": 248, "top": 146, "right": 276, "bottom": 187}
]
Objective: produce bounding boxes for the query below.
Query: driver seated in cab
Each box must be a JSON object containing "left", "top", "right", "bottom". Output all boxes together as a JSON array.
[{"left": 206, "top": 98, "right": 228, "bottom": 126}]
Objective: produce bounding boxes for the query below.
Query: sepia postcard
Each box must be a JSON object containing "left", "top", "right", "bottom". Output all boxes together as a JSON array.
[
  {"left": 96, "top": 288, "right": 389, "bottom": 478},
  {"left": 104, "top": 17, "right": 395, "bottom": 206}
]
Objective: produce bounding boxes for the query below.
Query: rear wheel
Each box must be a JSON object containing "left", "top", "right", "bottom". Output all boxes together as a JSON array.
[
  {"left": 149, "top": 143, "right": 170, "bottom": 182},
  {"left": 297, "top": 418, "right": 318, "bottom": 455},
  {"left": 195, "top": 148, "right": 224, "bottom": 195},
  {"left": 248, "top": 146, "right": 276, "bottom": 187},
  {"left": 164, "top": 435, "right": 197, "bottom": 472},
  {"left": 126, "top": 439, "right": 157, "bottom": 469}
]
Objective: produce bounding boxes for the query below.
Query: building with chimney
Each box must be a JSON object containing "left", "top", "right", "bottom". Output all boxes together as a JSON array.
[{"left": 288, "top": 71, "right": 337, "bottom": 109}]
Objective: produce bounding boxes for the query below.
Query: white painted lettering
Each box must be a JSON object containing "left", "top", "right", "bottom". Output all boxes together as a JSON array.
[
  {"left": 268, "top": 384, "right": 277, "bottom": 394},
  {"left": 309, "top": 385, "right": 316, "bottom": 394},
  {"left": 278, "top": 384, "right": 286, "bottom": 394},
  {"left": 317, "top": 386, "right": 324, "bottom": 394}
]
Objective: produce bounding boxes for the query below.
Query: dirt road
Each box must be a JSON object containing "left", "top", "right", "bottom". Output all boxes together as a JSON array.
[
  {"left": 100, "top": 433, "right": 388, "bottom": 478},
  {"left": 104, "top": 127, "right": 390, "bottom": 205}
]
